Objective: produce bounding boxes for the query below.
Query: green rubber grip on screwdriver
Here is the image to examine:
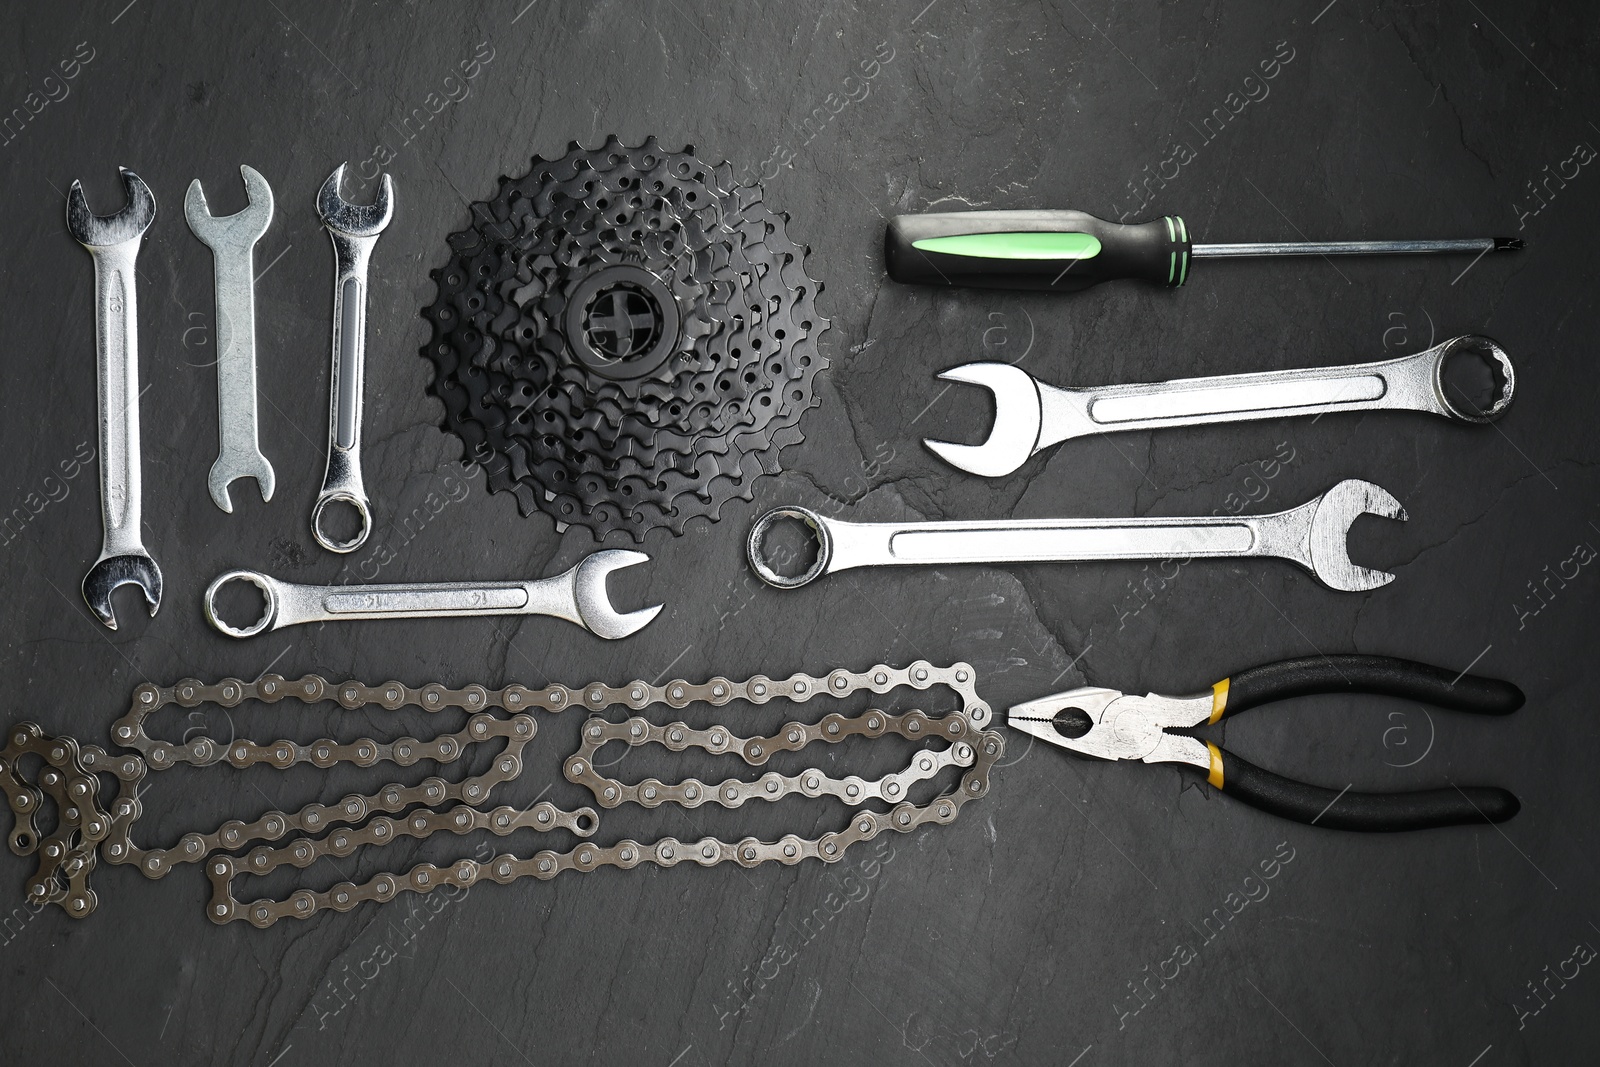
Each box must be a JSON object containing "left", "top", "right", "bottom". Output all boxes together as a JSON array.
[{"left": 885, "top": 209, "right": 1192, "bottom": 293}]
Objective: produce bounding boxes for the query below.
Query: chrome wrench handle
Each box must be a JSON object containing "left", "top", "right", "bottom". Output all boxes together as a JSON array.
[
  {"left": 749, "top": 480, "right": 1407, "bottom": 593},
  {"left": 311, "top": 164, "right": 393, "bottom": 553},
  {"left": 928, "top": 336, "right": 1514, "bottom": 478},
  {"left": 89, "top": 238, "right": 144, "bottom": 559},
  {"left": 312, "top": 231, "right": 375, "bottom": 549},
  {"left": 185, "top": 165, "right": 276, "bottom": 513},
  {"left": 207, "top": 573, "right": 580, "bottom": 633},
  {"left": 204, "top": 550, "right": 662, "bottom": 639},
  {"left": 67, "top": 169, "right": 163, "bottom": 629},
  {"left": 1041, "top": 336, "right": 1513, "bottom": 448}
]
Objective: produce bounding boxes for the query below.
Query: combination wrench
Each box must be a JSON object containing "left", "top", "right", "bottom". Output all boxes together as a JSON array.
[
  {"left": 203, "top": 549, "right": 661, "bottom": 639},
  {"left": 311, "top": 163, "right": 393, "bottom": 553},
  {"left": 67, "top": 168, "right": 162, "bottom": 630},
  {"left": 925, "top": 335, "right": 1515, "bottom": 477},
  {"left": 748, "top": 479, "right": 1406, "bottom": 593},
  {"left": 185, "top": 165, "right": 276, "bottom": 512}
]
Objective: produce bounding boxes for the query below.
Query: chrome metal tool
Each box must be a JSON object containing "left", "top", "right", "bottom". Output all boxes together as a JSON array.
[
  {"left": 67, "top": 168, "right": 162, "bottom": 630},
  {"left": 311, "top": 163, "right": 392, "bottom": 553},
  {"left": 926, "top": 336, "right": 1514, "bottom": 478},
  {"left": 749, "top": 479, "right": 1406, "bottom": 593},
  {"left": 203, "top": 549, "right": 661, "bottom": 639},
  {"left": 185, "top": 165, "right": 276, "bottom": 511}
]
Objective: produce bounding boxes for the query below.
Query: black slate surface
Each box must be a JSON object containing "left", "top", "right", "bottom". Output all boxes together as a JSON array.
[{"left": 1, "top": 2, "right": 1595, "bottom": 1064}]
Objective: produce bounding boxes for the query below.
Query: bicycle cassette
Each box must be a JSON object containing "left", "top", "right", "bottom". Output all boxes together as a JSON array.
[{"left": 421, "top": 137, "right": 829, "bottom": 541}]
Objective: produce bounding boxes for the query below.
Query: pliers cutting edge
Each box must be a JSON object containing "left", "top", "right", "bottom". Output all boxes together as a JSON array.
[{"left": 1008, "top": 655, "right": 1524, "bottom": 831}]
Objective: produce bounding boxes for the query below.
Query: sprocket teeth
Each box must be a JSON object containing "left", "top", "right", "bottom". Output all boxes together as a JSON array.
[{"left": 420, "top": 137, "right": 828, "bottom": 542}]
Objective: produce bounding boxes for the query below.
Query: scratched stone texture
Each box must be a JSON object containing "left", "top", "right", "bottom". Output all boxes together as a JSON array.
[{"left": 0, "top": 1, "right": 1595, "bottom": 1064}]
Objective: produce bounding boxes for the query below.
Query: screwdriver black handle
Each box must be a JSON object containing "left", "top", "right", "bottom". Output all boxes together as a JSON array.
[
  {"left": 885, "top": 209, "right": 1191, "bottom": 293},
  {"left": 1199, "top": 750, "right": 1520, "bottom": 831}
]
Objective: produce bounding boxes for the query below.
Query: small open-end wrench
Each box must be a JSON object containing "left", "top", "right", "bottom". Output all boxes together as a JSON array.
[
  {"left": 748, "top": 479, "right": 1406, "bottom": 593},
  {"left": 67, "top": 168, "right": 162, "bottom": 630},
  {"left": 203, "top": 549, "right": 662, "bottom": 639},
  {"left": 185, "top": 165, "right": 276, "bottom": 512},
  {"left": 310, "top": 163, "right": 393, "bottom": 553},
  {"left": 926, "top": 335, "right": 1515, "bottom": 477}
]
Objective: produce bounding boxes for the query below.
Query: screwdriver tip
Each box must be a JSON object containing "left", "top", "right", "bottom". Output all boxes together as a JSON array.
[{"left": 1493, "top": 237, "right": 1524, "bottom": 251}]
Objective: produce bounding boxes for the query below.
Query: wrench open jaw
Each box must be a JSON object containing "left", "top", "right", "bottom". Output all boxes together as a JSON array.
[
  {"left": 203, "top": 549, "right": 661, "bottom": 640},
  {"left": 186, "top": 165, "right": 277, "bottom": 513},
  {"left": 317, "top": 163, "right": 393, "bottom": 238},
  {"left": 66, "top": 169, "right": 156, "bottom": 247},
  {"left": 923, "top": 363, "right": 1046, "bottom": 478},
  {"left": 569, "top": 550, "right": 665, "bottom": 638},
  {"left": 1296, "top": 478, "right": 1407, "bottom": 593},
  {"left": 925, "top": 337, "right": 1516, "bottom": 479},
  {"left": 748, "top": 478, "right": 1407, "bottom": 592},
  {"left": 68, "top": 168, "right": 162, "bottom": 630},
  {"left": 82, "top": 554, "right": 162, "bottom": 632}
]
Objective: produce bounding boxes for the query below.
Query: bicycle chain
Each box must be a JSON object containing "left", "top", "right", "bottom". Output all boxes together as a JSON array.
[{"left": 0, "top": 664, "right": 1001, "bottom": 928}]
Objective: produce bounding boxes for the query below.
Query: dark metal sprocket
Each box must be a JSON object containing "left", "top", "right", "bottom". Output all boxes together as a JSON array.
[{"left": 422, "top": 137, "right": 828, "bottom": 541}]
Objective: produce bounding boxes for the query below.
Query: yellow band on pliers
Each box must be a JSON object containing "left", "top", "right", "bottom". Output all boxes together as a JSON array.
[
  {"left": 1206, "top": 742, "right": 1225, "bottom": 788},
  {"left": 1209, "top": 678, "right": 1230, "bottom": 724}
]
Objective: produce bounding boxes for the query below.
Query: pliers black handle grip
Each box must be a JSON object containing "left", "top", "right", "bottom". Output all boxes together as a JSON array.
[{"left": 1204, "top": 655, "right": 1522, "bottom": 831}]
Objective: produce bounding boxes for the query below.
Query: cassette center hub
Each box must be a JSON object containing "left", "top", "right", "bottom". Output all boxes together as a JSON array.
[{"left": 564, "top": 264, "right": 680, "bottom": 381}]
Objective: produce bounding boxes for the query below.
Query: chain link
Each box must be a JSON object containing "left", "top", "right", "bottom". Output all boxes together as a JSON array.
[{"left": 0, "top": 662, "right": 1002, "bottom": 927}]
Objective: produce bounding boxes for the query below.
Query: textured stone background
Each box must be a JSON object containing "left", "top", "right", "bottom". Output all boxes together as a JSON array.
[{"left": 0, "top": 1, "right": 1594, "bottom": 1064}]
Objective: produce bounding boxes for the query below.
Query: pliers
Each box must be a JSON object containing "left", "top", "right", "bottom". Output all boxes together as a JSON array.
[{"left": 1008, "top": 654, "right": 1524, "bottom": 831}]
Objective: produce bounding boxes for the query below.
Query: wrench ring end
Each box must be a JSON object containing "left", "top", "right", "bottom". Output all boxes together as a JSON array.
[
  {"left": 311, "top": 492, "right": 372, "bottom": 554},
  {"left": 1432, "top": 335, "right": 1515, "bottom": 424},
  {"left": 748, "top": 507, "right": 831, "bottom": 589},
  {"left": 204, "top": 570, "right": 277, "bottom": 639}
]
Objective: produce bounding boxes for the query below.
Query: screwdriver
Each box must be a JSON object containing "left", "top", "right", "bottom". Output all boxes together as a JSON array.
[{"left": 884, "top": 209, "right": 1522, "bottom": 293}]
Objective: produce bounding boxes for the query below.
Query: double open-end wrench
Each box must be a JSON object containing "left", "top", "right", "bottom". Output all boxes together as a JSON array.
[
  {"left": 748, "top": 479, "right": 1406, "bottom": 593},
  {"left": 185, "top": 165, "right": 276, "bottom": 512},
  {"left": 311, "top": 163, "right": 393, "bottom": 553},
  {"left": 926, "top": 336, "right": 1515, "bottom": 477},
  {"left": 203, "top": 549, "right": 662, "bottom": 639},
  {"left": 67, "top": 168, "right": 162, "bottom": 630}
]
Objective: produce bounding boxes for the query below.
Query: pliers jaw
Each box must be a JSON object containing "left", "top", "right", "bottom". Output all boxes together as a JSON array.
[{"left": 1006, "top": 687, "right": 1213, "bottom": 770}]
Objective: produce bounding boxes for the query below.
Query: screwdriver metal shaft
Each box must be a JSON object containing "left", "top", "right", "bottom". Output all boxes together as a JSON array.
[{"left": 1193, "top": 237, "right": 1522, "bottom": 258}]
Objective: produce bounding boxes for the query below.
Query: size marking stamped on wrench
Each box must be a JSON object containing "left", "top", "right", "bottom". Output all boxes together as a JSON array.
[
  {"left": 185, "top": 164, "right": 277, "bottom": 513},
  {"left": 311, "top": 163, "right": 393, "bottom": 553},
  {"left": 67, "top": 168, "right": 163, "bottom": 630},
  {"left": 204, "top": 549, "right": 661, "bottom": 639},
  {"left": 749, "top": 479, "right": 1407, "bottom": 593},
  {"left": 926, "top": 335, "right": 1515, "bottom": 477}
]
